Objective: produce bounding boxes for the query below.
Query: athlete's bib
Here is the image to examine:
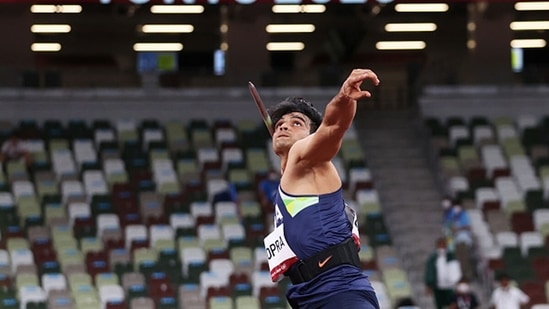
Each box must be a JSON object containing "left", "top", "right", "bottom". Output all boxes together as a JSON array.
[
  {"left": 264, "top": 223, "right": 299, "bottom": 282},
  {"left": 346, "top": 205, "right": 361, "bottom": 248}
]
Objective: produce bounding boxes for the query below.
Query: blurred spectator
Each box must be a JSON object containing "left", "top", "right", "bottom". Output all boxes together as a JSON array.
[
  {"left": 258, "top": 169, "right": 280, "bottom": 209},
  {"left": 490, "top": 273, "right": 529, "bottom": 309},
  {"left": 448, "top": 277, "right": 480, "bottom": 309},
  {"left": 0, "top": 133, "right": 32, "bottom": 167},
  {"left": 213, "top": 182, "right": 238, "bottom": 204},
  {"left": 450, "top": 203, "right": 473, "bottom": 247},
  {"left": 394, "top": 297, "right": 418, "bottom": 309},
  {"left": 443, "top": 200, "right": 475, "bottom": 280},
  {"left": 441, "top": 196, "right": 453, "bottom": 225},
  {"left": 424, "top": 237, "right": 462, "bottom": 309},
  {"left": 442, "top": 199, "right": 473, "bottom": 248}
]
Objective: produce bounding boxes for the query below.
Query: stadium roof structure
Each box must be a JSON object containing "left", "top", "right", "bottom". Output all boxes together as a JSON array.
[{"left": 0, "top": 0, "right": 547, "bottom": 87}]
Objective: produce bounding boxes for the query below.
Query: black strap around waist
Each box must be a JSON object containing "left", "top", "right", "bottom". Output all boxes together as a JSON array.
[{"left": 285, "top": 238, "right": 361, "bottom": 285}]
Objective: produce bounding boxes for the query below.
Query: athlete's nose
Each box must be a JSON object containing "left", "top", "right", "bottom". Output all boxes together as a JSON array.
[{"left": 278, "top": 122, "right": 289, "bottom": 131}]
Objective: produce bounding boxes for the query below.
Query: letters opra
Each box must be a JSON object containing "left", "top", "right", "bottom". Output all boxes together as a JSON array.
[{"left": 266, "top": 235, "right": 285, "bottom": 260}]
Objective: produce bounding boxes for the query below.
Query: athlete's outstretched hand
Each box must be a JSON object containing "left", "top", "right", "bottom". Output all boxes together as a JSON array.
[{"left": 340, "top": 69, "right": 380, "bottom": 101}]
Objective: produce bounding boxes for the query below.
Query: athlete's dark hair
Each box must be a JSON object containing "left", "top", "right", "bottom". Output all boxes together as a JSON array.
[{"left": 267, "top": 96, "right": 323, "bottom": 133}]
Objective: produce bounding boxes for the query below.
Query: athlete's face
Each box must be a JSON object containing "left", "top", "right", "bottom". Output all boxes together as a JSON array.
[{"left": 272, "top": 112, "right": 312, "bottom": 155}]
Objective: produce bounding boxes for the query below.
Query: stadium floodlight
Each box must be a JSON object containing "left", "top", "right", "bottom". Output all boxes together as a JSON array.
[
  {"left": 133, "top": 43, "right": 184, "bottom": 52},
  {"left": 510, "top": 39, "right": 547, "bottom": 48},
  {"left": 141, "top": 24, "right": 194, "bottom": 33},
  {"left": 272, "top": 4, "right": 326, "bottom": 13},
  {"left": 375, "top": 41, "right": 426, "bottom": 50},
  {"left": 510, "top": 21, "right": 549, "bottom": 31},
  {"left": 394, "top": 3, "right": 449, "bottom": 12},
  {"left": 30, "top": 5, "right": 82, "bottom": 13},
  {"left": 384, "top": 23, "right": 437, "bottom": 32},
  {"left": 265, "top": 24, "right": 316, "bottom": 33},
  {"left": 31, "top": 43, "right": 62, "bottom": 52},
  {"left": 31, "top": 24, "right": 71, "bottom": 33},
  {"left": 515, "top": 2, "right": 549, "bottom": 11},
  {"left": 266, "top": 42, "right": 305, "bottom": 51},
  {"left": 150, "top": 5, "right": 204, "bottom": 14}
]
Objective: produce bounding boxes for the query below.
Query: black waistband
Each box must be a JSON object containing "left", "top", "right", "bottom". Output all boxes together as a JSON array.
[{"left": 285, "top": 238, "right": 361, "bottom": 284}]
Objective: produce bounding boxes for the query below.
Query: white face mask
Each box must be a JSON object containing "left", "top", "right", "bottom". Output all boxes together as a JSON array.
[
  {"left": 442, "top": 200, "right": 452, "bottom": 209},
  {"left": 453, "top": 206, "right": 462, "bottom": 214},
  {"left": 456, "top": 283, "right": 470, "bottom": 293},
  {"left": 437, "top": 248, "right": 446, "bottom": 255}
]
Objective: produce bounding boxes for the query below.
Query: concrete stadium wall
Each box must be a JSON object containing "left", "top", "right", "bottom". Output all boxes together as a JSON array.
[
  {"left": 418, "top": 85, "right": 549, "bottom": 120},
  {"left": 0, "top": 87, "right": 337, "bottom": 123},
  {"left": 1, "top": 85, "right": 547, "bottom": 124}
]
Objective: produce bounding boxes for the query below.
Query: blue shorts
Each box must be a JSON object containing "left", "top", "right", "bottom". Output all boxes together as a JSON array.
[{"left": 291, "top": 290, "right": 380, "bottom": 309}]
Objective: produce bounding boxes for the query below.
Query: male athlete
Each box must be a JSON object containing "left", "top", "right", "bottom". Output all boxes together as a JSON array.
[{"left": 264, "top": 69, "right": 380, "bottom": 308}]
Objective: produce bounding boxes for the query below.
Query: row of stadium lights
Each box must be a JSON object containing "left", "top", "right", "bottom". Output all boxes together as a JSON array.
[{"left": 30, "top": 2, "right": 548, "bottom": 53}]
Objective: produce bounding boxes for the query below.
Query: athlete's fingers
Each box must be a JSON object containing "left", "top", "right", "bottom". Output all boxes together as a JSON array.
[
  {"left": 347, "top": 69, "right": 380, "bottom": 86},
  {"left": 349, "top": 69, "right": 379, "bottom": 86},
  {"left": 341, "top": 69, "right": 380, "bottom": 99},
  {"left": 347, "top": 90, "right": 372, "bottom": 100},
  {"left": 358, "top": 90, "right": 373, "bottom": 98}
]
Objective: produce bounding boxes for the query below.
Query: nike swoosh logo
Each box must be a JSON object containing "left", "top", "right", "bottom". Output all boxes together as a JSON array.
[{"left": 318, "top": 255, "right": 333, "bottom": 268}]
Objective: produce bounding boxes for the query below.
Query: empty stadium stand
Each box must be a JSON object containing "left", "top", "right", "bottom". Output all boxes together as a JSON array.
[
  {"left": 0, "top": 113, "right": 410, "bottom": 309},
  {"left": 420, "top": 86, "right": 549, "bottom": 308}
]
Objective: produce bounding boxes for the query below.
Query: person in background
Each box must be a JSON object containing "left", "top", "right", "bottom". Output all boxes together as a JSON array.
[
  {"left": 258, "top": 169, "right": 280, "bottom": 209},
  {"left": 424, "top": 237, "right": 462, "bottom": 309},
  {"left": 443, "top": 200, "right": 475, "bottom": 280},
  {"left": 442, "top": 199, "right": 473, "bottom": 248},
  {"left": 0, "top": 133, "right": 32, "bottom": 167},
  {"left": 449, "top": 203, "right": 473, "bottom": 247},
  {"left": 394, "top": 297, "right": 418, "bottom": 309},
  {"left": 213, "top": 182, "right": 239, "bottom": 205},
  {"left": 441, "top": 197, "right": 454, "bottom": 226},
  {"left": 448, "top": 277, "right": 479, "bottom": 309},
  {"left": 490, "top": 273, "right": 529, "bottom": 309}
]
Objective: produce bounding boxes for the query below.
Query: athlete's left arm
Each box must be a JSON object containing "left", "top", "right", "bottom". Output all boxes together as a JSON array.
[{"left": 299, "top": 69, "right": 379, "bottom": 163}]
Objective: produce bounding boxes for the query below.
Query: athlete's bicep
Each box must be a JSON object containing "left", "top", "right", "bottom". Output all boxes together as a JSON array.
[{"left": 296, "top": 126, "right": 343, "bottom": 164}]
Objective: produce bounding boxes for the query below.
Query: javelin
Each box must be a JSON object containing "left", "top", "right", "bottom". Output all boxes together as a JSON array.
[{"left": 248, "top": 81, "right": 274, "bottom": 136}]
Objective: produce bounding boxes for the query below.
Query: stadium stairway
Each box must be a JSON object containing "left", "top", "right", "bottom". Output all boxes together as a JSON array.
[{"left": 354, "top": 106, "right": 443, "bottom": 308}]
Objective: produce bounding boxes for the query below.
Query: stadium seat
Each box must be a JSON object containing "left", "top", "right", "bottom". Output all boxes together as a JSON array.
[
  {"left": 130, "top": 297, "right": 155, "bottom": 309},
  {"left": 375, "top": 245, "right": 402, "bottom": 271},
  {"left": 355, "top": 189, "right": 382, "bottom": 218},
  {"left": 486, "top": 211, "right": 512, "bottom": 234},
  {"left": 251, "top": 271, "right": 276, "bottom": 297},
  {"left": 381, "top": 268, "right": 412, "bottom": 302},
  {"left": 42, "top": 273, "right": 68, "bottom": 294},
  {"left": 370, "top": 280, "right": 391, "bottom": 309},
  {"left": 149, "top": 225, "right": 174, "bottom": 248},
  {"left": 520, "top": 231, "right": 544, "bottom": 256},
  {"left": 447, "top": 176, "right": 469, "bottom": 199},
  {"left": 47, "top": 289, "right": 75, "bottom": 309},
  {"left": 19, "top": 286, "right": 47, "bottom": 309},
  {"left": 534, "top": 209, "right": 549, "bottom": 233},
  {"left": 124, "top": 225, "right": 148, "bottom": 249},
  {"left": 99, "top": 284, "right": 125, "bottom": 309},
  {"left": 180, "top": 246, "right": 206, "bottom": 278},
  {"left": 512, "top": 211, "right": 535, "bottom": 234},
  {"left": 83, "top": 170, "right": 108, "bottom": 199},
  {"left": 235, "top": 295, "right": 260, "bottom": 309},
  {"left": 475, "top": 187, "right": 499, "bottom": 210},
  {"left": 10, "top": 248, "right": 34, "bottom": 274},
  {"left": 472, "top": 124, "right": 495, "bottom": 145},
  {"left": 178, "top": 284, "right": 206, "bottom": 308}
]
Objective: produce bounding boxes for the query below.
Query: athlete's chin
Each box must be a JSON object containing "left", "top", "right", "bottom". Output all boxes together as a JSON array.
[{"left": 273, "top": 141, "right": 291, "bottom": 153}]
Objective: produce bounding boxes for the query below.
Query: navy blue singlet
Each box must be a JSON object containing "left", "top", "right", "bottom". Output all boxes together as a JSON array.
[{"left": 273, "top": 186, "right": 378, "bottom": 308}]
